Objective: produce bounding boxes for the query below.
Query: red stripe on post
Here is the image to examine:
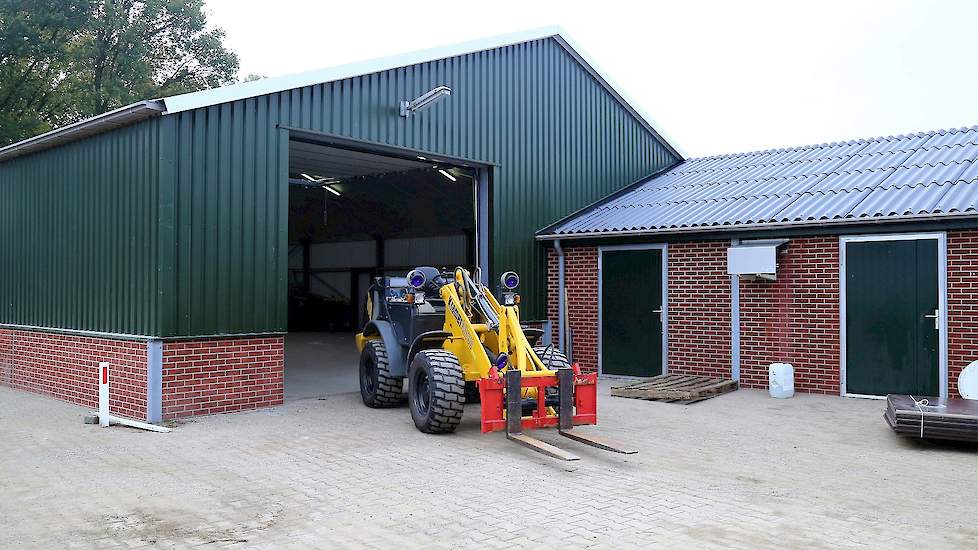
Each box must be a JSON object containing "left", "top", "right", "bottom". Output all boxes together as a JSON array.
[{"left": 102, "top": 365, "right": 108, "bottom": 385}]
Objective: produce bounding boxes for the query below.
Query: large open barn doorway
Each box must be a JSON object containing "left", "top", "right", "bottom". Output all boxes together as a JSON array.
[{"left": 285, "top": 132, "right": 486, "bottom": 401}]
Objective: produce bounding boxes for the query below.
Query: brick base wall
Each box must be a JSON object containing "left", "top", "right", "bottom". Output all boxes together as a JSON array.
[
  {"left": 162, "top": 336, "right": 284, "bottom": 419},
  {"left": 0, "top": 328, "right": 285, "bottom": 421},
  {"left": 0, "top": 328, "right": 148, "bottom": 419},
  {"left": 739, "top": 237, "right": 840, "bottom": 393}
]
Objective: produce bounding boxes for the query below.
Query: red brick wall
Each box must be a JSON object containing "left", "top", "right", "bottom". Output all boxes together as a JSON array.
[
  {"left": 161, "top": 336, "right": 284, "bottom": 419},
  {"left": 0, "top": 328, "right": 148, "bottom": 419},
  {"left": 546, "top": 248, "right": 599, "bottom": 372},
  {"left": 947, "top": 230, "right": 978, "bottom": 397},
  {"left": 739, "top": 237, "right": 840, "bottom": 393},
  {"left": 667, "top": 242, "right": 732, "bottom": 378}
]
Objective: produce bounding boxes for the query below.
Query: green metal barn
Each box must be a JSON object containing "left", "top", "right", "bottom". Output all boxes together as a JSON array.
[{"left": 0, "top": 27, "right": 681, "bottom": 421}]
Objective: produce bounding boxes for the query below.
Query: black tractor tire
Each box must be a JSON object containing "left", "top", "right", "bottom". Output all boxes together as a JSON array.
[
  {"left": 534, "top": 345, "right": 571, "bottom": 371},
  {"left": 408, "top": 350, "right": 465, "bottom": 434},
  {"left": 359, "top": 340, "right": 405, "bottom": 408}
]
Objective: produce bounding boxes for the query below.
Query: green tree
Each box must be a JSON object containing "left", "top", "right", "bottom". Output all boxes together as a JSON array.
[
  {"left": 0, "top": 0, "right": 240, "bottom": 146},
  {"left": 0, "top": 1, "right": 91, "bottom": 144}
]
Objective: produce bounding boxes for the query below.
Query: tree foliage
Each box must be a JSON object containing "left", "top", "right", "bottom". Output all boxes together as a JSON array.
[{"left": 0, "top": 0, "right": 239, "bottom": 146}]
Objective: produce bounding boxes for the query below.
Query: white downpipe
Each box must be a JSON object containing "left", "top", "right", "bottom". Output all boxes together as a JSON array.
[
  {"left": 97, "top": 362, "right": 171, "bottom": 433},
  {"left": 554, "top": 240, "right": 566, "bottom": 352}
]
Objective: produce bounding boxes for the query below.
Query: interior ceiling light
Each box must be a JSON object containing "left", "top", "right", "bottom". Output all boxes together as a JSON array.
[
  {"left": 300, "top": 173, "right": 340, "bottom": 184},
  {"left": 322, "top": 185, "right": 341, "bottom": 196},
  {"left": 417, "top": 156, "right": 427, "bottom": 161},
  {"left": 400, "top": 85, "right": 451, "bottom": 117},
  {"left": 438, "top": 169, "right": 457, "bottom": 182}
]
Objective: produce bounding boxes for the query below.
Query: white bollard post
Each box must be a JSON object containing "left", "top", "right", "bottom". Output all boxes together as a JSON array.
[{"left": 98, "top": 361, "right": 110, "bottom": 427}]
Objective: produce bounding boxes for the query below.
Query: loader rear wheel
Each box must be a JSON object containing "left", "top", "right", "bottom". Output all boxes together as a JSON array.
[
  {"left": 408, "top": 350, "right": 465, "bottom": 434},
  {"left": 359, "top": 340, "right": 404, "bottom": 408},
  {"left": 534, "top": 346, "right": 571, "bottom": 370}
]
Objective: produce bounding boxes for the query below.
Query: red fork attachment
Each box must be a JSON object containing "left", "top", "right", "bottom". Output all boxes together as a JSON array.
[
  {"left": 477, "top": 366, "right": 596, "bottom": 434},
  {"left": 478, "top": 364, "right": 636, "bottom": 461}
]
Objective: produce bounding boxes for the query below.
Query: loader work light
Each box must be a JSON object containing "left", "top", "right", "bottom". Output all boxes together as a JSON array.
[
  {"left": 500, "top": 271, "right": 519, "bottom": 290},
  {"left": 407, "top": 269, "right": 427, "bottom": 289}
]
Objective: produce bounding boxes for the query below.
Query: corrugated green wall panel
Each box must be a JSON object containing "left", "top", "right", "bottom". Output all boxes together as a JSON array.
[
  {"left": 164, "top": 37, "right": 676, "bottom": 335},
  {"left": 0, "top": 120, "right": 162, "bottom": 335}
]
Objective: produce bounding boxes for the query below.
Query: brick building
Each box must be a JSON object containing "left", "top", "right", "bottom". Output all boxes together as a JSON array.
[{"left": 539, "top": 127, "right": 978, "bottom": 398}]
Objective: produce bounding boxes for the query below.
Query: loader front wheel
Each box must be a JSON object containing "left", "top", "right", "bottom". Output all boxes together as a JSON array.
[
  {"left": 359, "top": 340, "right": 404, "bottom": 408},
  {"left": 408, "top": 350, "right": 465, "bottom": 433}
]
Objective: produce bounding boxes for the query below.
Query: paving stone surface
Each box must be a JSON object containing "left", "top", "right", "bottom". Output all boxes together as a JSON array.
[{"left": 2, "top": 382, "right": 977, "bottom": 548}]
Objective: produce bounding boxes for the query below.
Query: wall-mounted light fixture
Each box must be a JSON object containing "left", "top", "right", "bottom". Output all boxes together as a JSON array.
[{"left": 400, "top": 85, "right": 451, "bottom": 117}]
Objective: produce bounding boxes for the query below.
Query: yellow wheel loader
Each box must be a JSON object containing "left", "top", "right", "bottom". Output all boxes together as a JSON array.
[{"left": 355, "top": 266, "right": 635, "bottom": 461}]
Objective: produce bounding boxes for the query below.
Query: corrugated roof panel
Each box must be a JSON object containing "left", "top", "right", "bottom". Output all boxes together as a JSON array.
[
  {"left": 773, "top": 189, "right": 874, "bottom": 222},
  {"left": 809, "top": 168, "right": 896, "bottom": 192},
  {"left": 543, "top": 124, "right": 978, "bottom": 237},
  {"left": 848, "top": 182, "right": 953, "bottom": 218},
  {"left": 858, "top": 133, "right": 933, "bottom": 155},
  {"left": 920, "top": 128, "right": 978, "bottom": 148},
  {"left": 835, "top": 149, "right": 913, "bottom": 172},
  {"left": 881, "top": 162, "right": 971, "bottom": 188},
  {"left": 955, "top": 161, "right": 978, "bottom": 182},
  {"left": 935, "top": 179, "right": 978, "bottom": 212},
  {"left": 902, "top": 142, "right": 978, "bottom": 167}
]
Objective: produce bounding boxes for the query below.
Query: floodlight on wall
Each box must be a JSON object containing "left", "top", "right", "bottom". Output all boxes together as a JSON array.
[{"left": 400, "top": 85, "right": 451, "bottom": 117}]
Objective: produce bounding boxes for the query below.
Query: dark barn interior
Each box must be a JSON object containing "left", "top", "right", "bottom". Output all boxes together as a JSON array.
[{"left": 285, "top": 138, "right": 475, "bottom": 399}]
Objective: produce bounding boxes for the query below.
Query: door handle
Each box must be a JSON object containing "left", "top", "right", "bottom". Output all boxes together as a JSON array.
[
  {"left": 924, "top": 309, "right": 939, "bottom": 330},
  {"left": 652, "top": 308, "right": 662, "bottom": 314}
]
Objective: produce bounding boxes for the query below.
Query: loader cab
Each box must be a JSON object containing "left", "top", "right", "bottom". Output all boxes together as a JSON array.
[{"left": 368, "top": 271, "right": 449, "bottom": 349}]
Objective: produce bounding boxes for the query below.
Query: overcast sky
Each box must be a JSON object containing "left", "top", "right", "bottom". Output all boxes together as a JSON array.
[{"left": 205, "top": 0, "right": 978, "bottom": 158}]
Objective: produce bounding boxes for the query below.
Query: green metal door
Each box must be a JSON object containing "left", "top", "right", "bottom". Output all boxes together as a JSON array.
[
  {"left": 601, "top": 249, "right": 663, "bottom": 376},
  {"left": 846, "top": 239, "right": 939, "bottom": 396}
]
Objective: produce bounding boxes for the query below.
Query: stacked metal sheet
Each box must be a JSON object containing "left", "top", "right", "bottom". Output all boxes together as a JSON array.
[{"left": 885, "top": 395, "right": 978, "bottom": 443}]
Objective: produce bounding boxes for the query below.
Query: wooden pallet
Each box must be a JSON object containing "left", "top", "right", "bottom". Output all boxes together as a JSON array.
[{"left": 611, "top": 374, "right": 738, "bottom": 404}]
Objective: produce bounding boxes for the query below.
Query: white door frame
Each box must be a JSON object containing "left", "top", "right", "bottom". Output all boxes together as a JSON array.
[
  {"left": 597, "top": 244, "right": 668, "bottom": 377},
  {"left": 839, "top": 232, "right": 948, "bottom": 399}
]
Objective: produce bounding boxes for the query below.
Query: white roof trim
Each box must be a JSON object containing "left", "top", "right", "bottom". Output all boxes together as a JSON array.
[
  {"left": 0, "top": 100, "right": 165, "bottom": 162},
  {"left": 161, "top": 26, "right": 685, "bottom": 159}
]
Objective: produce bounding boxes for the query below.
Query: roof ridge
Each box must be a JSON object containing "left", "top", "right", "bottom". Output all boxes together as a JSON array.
[{"left": 686, "top": 124, "right": 978, "bottom": 162}]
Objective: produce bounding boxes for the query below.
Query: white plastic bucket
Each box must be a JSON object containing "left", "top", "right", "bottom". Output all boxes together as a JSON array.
[
  {"left": 769, "top": 362, "right": 795, "bottom": 399},
  {"left": 960, "top": 361, "right": 978, "bottom": 399}
]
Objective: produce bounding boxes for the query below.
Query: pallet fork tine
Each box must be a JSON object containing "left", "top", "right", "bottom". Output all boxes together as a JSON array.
[
  {"left": 502, "top": 369, "right": 635, "bottom": 460},
  {"left": 556, "top": 369, "right": 637, "bottom": 455},
  {"left": 505, "top": 370, "right": 580, "bottom": 461}
]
